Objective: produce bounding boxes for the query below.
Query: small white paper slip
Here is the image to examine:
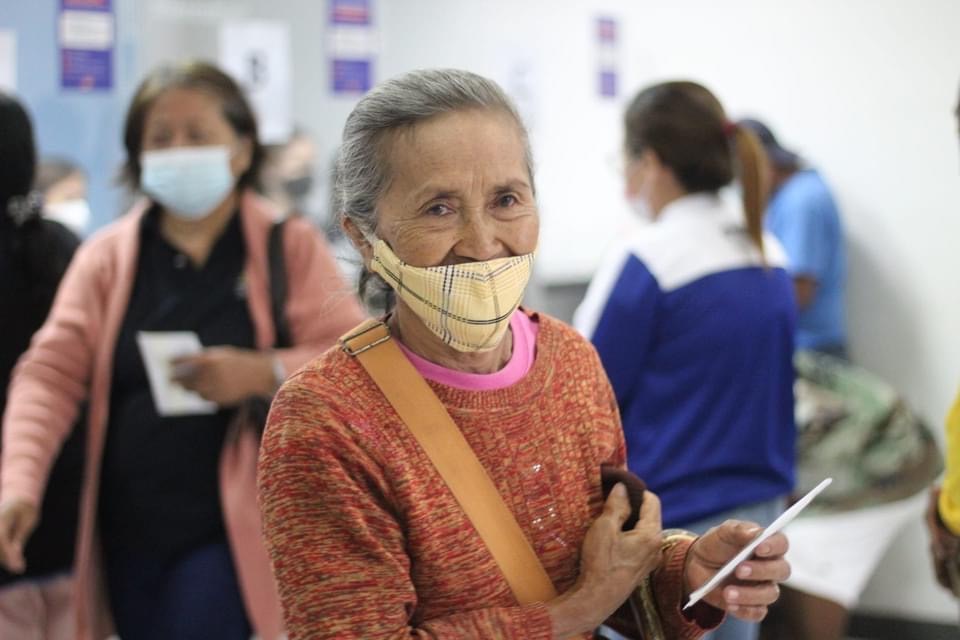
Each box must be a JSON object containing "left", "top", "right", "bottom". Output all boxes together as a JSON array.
[
  {"left": 683, "top": 477, "right": 833, "bottom": 611},
  {"left": 136, "top": 331, "right": 217, "bottom": 417}
]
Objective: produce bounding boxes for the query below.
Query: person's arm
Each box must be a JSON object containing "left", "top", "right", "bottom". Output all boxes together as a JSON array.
[
  {"left": 649, "top": 537, "right": 725, "bottom": 638},
  {"left": 0, "top": 240, "right": 103, "bottom": 569},
  {"left": 642, "top": 521, "right": 792, "bottom": 639},
  {"left": 173, "top": 218, "right": 366, "bottom": 405},
  {"left": 792, "top": 275, "right": 818, "bottom": 310},
  {"left": 272, "top": 216, "right": 366, "bottom": 375},
  {"left": 774, "top": 189, "right": 833, "bottom": 311}
]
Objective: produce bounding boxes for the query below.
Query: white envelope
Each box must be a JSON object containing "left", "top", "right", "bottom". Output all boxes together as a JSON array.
[
  {"left": 684, "top": 477, "right": 833, "bottom": 610},
  {"left": 136, "top": 331, "right": 218, "bottom": 417}
]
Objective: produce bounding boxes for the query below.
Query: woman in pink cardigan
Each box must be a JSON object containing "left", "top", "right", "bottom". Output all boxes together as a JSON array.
[{"left": 0, "top": 61, "right": 364, "bottom": 640}]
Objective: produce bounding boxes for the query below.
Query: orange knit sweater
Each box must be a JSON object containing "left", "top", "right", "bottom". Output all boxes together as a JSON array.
[{"left": 259, "top": 313, "right": 719, "bottom": 639}]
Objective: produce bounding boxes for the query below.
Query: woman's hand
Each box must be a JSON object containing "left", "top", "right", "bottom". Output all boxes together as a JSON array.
[
  {"left": 172, "top": 347, "right": 277, "bottom": 406},
  {"left": 925, "top": 486, "right": 960, "bottom": 592},
  {"left": 684, "top": 520, "right": 791, "bottom": 622},
  {"left": 0, "top": 498, "right": 38, "bottom": 573},
  {"left": 548, "top": 484, "right": 663, "bottom": 638}
]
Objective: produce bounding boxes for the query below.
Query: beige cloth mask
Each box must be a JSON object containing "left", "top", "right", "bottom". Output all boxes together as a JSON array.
[{"left": 369, "top": 239, "right": 535, "bottom": 352}]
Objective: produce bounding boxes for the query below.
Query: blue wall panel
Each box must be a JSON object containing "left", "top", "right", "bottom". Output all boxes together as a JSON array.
[{"left": 0, "top": 0, "right": 139, "bottom": 232}]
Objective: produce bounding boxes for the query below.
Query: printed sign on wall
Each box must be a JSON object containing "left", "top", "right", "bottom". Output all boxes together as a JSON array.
[
  {"left": 59, "top": 0, "right": 115, "bottom": 90},
  {"left": 219, "top": 21, "right": 293, "bottom": 144},
  {"left": 330, "top": 0, "right": 371, "bottom": 26},
  {"left": 329, "top": 0, "right": 377, "bottom": 95},
  {"left": 596, "top": 16, "right": 618, "bottom": 99}
]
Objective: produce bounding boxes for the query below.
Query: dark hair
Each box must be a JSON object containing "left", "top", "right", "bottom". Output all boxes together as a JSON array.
[
  {"left": 0, "top": 91, "right": 37, "bottom": 220},
  {"left": 121, "top": 60, "right": 264, "bottom": 190},
  {"left": 0, "top": 91, "right": 79, "bottom": 302},
  {"left": 624, "top": 81, "right": 769, "bottom": 255}
]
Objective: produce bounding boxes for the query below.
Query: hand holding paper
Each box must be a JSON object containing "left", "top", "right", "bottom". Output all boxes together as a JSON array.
[
  {"left": 681, "top": 478, "right": 833, "bottom": 620},
  {"left": 137, "top": 331, "right": 217, "bottom": 416},
  {"left": 171, "top": 345, "right": 278, "bottom": 406}
]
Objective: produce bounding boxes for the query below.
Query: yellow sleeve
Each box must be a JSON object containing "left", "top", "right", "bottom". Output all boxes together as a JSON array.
[{"left": 938, "top": 388, "right": 960, "bottom": 535}]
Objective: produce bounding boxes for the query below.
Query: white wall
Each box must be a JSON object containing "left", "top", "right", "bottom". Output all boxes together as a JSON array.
[{"left": 132, "top": 0, "right": 960, "bottom": 623}]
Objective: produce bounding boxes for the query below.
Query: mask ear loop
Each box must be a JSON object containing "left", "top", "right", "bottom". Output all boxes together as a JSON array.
[{"left": 362, "top": 230, "right": 404, "bottom": 266}]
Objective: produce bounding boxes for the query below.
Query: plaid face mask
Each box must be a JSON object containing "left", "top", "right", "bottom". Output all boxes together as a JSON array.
[{"left": 369, "top": 239, "right": 535, "bottom": 352}]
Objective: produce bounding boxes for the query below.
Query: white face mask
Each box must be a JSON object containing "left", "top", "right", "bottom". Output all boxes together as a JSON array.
[
  {"left": 44, "top": 199, "right": 91, "bottom": 234},
  {"left": 140, "top": 146, "right": 235, "bottom": 219},
  {"left": 367, "top": 238, "right": 536, "bottom": 352}
]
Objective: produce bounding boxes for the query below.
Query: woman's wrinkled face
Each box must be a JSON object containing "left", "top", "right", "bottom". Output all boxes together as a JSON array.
[
  {"left": 140, "top": 87, "right": 251, "bottom": 182},
  {"left": 370, "top": 108, "right": 539, "bottom": 267}
]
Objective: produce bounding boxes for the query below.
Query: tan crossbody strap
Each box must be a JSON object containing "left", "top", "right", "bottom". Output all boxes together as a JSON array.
[{"left": 340, "top": 319, "right": 558, "bottom": 605}]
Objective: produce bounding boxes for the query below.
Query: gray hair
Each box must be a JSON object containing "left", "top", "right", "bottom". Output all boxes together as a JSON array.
[{"left": 335, "top": 68, "right": 534, "bottom": 308}]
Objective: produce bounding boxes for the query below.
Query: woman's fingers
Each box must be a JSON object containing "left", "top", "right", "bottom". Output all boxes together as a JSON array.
[
  {"left": 725, "top": 604, "right": 769, "bottom": 622},
  {"left": 734, "top": 556, "right": 792, "bottom": 583},
  {"left": 586, "top": 487, "right": 663, "bottom": 581},
  {"left": 0, "top": 502, "right": 35, "bottom": 573},
  {"left": 601, "top": 483, "right": 632, "bottom": 529},
  {"left": 0, "top": 533, "right": 23, "bottom": 573},
  {"left": 723, "top": 581, "right": 781, "bottom": 607},
  {"left": 753, "top": 531, "right": 789, "bottom": 558},
  {"left": 632, "top": 490, "right": 662, "bottom": 534}
]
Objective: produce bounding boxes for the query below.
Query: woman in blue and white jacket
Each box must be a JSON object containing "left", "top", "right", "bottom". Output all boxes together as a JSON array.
[{"left": 575, "top": 81, "right": 797, "bottom": 640}]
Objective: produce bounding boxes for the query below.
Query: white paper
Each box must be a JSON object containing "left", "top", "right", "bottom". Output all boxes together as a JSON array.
[
  {"left": 136, "top": 331, "right": 217, "bottom": 417},
  {"left": 326, "top": 25, "right": 379, "bottom": 58},
  {"left": 684, "top": 477, "right": 834, "bottom": 610},
  {"left": 58, "top": 10, "right": 115, "bottom": 50},
  {"left": 0, "top": 30, "right": 16, "bottom": 91},
  {"left": 219, "top": 21, "right": 293, "bottom": 144}
]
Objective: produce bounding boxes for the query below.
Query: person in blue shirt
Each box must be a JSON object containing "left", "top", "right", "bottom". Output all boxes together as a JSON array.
[
  {"left": 575, "top": 81, "right": 797, "bottom": 640},
  {"left": 739, "top": 119, "right": 847, "bottom": 355}
]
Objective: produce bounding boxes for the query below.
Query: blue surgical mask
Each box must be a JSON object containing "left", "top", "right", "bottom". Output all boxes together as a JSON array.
[{"left": 140, "top": 146, "right": 235, "bottom": 219}]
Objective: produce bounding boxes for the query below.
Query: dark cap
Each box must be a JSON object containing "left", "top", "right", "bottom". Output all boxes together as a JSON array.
[{"left": 738, "top": 117, "right": 801, "bottom": 169}]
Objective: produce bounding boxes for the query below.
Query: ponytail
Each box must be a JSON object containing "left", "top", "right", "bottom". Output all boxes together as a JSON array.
[
  {"left": 624, "top": 81, "right": 771, "bottom": 258},
  {"left": 730, "top": 124, "right": 769, "bottom": 259}
]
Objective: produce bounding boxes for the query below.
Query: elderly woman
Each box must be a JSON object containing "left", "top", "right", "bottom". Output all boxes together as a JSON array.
[{"left": 258, "top": 69, "right": 790, "bottom": 640}]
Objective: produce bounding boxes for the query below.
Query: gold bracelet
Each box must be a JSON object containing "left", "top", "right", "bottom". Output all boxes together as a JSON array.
[
  {"left": 632, "top": 531, "right": 698, "bottom": 640},
  {"left": 661, "top": 529, "right": 697, "bottom": 554}
]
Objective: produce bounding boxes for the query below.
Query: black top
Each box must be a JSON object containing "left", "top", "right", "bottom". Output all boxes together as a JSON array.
[
  {"left": 99, "top": 208, "right": 255, "bottom": 564},
  {"left": 0, "top": 217, "right": 83, "bottom": 585}
]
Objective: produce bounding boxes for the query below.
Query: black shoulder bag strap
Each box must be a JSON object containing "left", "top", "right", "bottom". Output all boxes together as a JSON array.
[{"left": 268, "top": 220, "right": 291, "bottom": 349}]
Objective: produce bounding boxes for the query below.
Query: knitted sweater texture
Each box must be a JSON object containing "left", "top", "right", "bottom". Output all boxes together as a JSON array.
[{"left": 259, "top": 313, "right": 716, "bottom": 639}]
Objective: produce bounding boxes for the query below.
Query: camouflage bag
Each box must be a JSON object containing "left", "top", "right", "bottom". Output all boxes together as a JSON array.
[{"left": 794, "top": 350, "right": 943, "bottom": 514}]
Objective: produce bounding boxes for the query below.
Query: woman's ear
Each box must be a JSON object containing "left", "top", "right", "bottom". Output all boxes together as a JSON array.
[
  {"left": 625, "top": 149, "right": 656, "bottom": 199},
  {"left": 342, "top": 217, "right": 374, "bottom": 264},
  {"left": 638, "top": 148, "right": 662, "bottom": 174}
]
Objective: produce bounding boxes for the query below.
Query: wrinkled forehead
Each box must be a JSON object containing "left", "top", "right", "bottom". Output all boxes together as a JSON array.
[{"left": 377, "top": 108, "right": 532, "bottom": 192}]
